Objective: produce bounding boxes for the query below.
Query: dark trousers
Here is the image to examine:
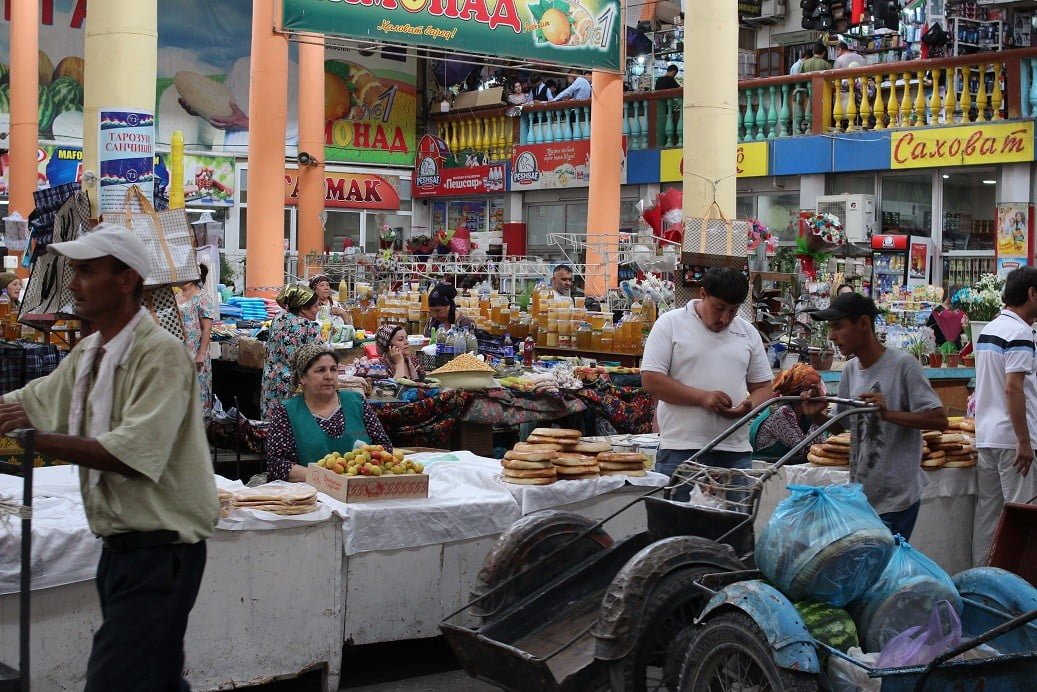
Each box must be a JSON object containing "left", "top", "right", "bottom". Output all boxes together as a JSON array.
[
  {"left": 85, "top": 541, "right": 207, "bottom": 692},
  {"left": 880, "top": 500, "right": 922, "bottom": 541}
]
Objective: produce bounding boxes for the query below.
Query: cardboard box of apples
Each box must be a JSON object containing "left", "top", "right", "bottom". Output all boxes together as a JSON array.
[{"left": 306, "top": 443, "right": 429, "bottom": 503}]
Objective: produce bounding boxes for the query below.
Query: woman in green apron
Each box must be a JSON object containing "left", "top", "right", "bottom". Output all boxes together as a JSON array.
[
  {"left": 266, "top": 343, "right": 393, "bottom": 481},
  {"left": 750, "top": 363, "right": 826, "bottom": 462}
]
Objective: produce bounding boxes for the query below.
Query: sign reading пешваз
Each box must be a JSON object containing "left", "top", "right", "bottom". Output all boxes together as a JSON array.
[
  {"left": 891, "top": 122, "right": 1035, "bottom": 170},
  {"left": 281, "top": 0, "right": 622, "bottom": 71}
]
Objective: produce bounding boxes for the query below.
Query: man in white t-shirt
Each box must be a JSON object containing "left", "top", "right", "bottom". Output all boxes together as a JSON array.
[
  {"left": 642, "top": 268, "right": 773, "bottom": 499},
  {"left": 973, "top": 267, "right": 1037, "bottom": 565}
]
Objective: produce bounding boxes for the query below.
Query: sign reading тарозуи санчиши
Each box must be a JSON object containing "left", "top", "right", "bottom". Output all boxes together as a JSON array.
[{"left": 281, "top": 0, "right": 622, "bottom": 71}]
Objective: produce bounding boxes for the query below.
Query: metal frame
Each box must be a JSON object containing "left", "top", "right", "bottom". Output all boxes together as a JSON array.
[{"left": 0, "top": 429, "right": 34, "bottom": 692}]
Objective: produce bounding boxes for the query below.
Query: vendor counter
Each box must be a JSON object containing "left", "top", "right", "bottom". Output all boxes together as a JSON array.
[
  {"left": 1, "top": 458, "right": 666, "bottom": 690},
  {"left": 821, "top": 367, "right": 975, "bottom": 413}
]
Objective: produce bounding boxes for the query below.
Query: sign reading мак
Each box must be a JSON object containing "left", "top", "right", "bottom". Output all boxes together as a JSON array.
[{"left": 284, "top": 170, "right": 401, "bottom": 210}]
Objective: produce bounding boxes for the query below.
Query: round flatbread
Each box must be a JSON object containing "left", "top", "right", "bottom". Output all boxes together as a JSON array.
[
  {"left": 820, "top": 444, "right": 851, "bottom": 457},
  {"left": 921, "top": 459, "right": 947, "bottom": 469},
  {"left": 572, "top": 440, "right": 612, "bottom": 453},
  {"left": 554, "top": 454, "right": 600, "bottom": 467},
  {"left": 923, "top": 450, "right": 946, "bottom": 460},
  {"left": 502, "top": 476, "right": 555, "bottom": 485},
  {"left": 502, "top": 459, "right": 555, "bottom": 470},
  {"left": 940, "top": 433, "right": 965, "bottom": 444},
  {"left": 959, "top": 419, "right": 976, "bottom": 433},
  {"left": 527, "top": 435, "right": 573, "bottom": 445},
  {"left": 599, "top": 461, "right": 647, "bottom": 471},
  {"left": 943, "top": 459, "right": 977, "bottom": 468},
  {"left": 503, "top": 467, "right": 557, "bottom": 479},
  {"left": 514, "top": 442, "right": 562, "bottom": 453},
  {"left": 826, "top": 433, "right": 851, "bottom": 446},
  {"left": 600, "top": 468, "right": 647, "bottom": 477},
  {"left": 597, "top": 452, "right": 648, "bottom": 463},
  {"left": 555, "top": 465, "right": 600, "bottom": 475},
  {"left": 922, "top": 431, "right": 943, "bottom": 443},
  {"left": 935, "top": 444, "right": 967, "bottom": 454},
  {"left": 557, "top": 471, "right": 599, "bottom": 480},
  {"left": 810, "top": 445, "right": 847, "bottom": 460},
  {"left": 530, "top": 428, "right": 582, "bottom": 439},
  {"left": 808, "top": 453, "right": 849, "bottom": 467},
  {"left": 505, "top": 449, "right": 558, "bottom": 462},
  {"left": 237, "top": 503, "right": 319, "bottom": 515}
]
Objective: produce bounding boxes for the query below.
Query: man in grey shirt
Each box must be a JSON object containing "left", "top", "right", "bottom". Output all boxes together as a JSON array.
[{"left": 803, "top": 293, "right": 947, "bottom": 539}]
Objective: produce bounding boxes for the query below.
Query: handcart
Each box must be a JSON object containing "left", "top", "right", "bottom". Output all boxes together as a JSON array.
[
  {"left": 0, "top": 429, "right": 35, "bottom": 692},
  {"left": 440, "top": 396, "right": 877, "bottom": 692}
]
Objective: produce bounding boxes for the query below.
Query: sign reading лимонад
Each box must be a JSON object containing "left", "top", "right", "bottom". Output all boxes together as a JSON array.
[
  {"left": 891, "top": 122, "right": 1035, "bottom": 170},
  {"left": 281, "top": 0, "right": 622, "bottom": 71}
]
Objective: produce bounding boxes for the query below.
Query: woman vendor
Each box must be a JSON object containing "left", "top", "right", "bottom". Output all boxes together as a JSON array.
[
  {"left": 376, "top": 323, "right": 425, "bottom": 381},
  {"left": 0, "top": 271, "right": 22, "bottom": 309},
  {"left": 750, "top": 363, "right": 826, "bottom": 461},
  {"left": 260, "top": 284, "right": 322, "bottom": 418},
  {"left": 309, "top": 274, "right": 351, "bottom": 323},
  {"left": 267, "top": 344, "right": 392, "bottom": 481},
  {"left": 925, "top": 293, "right": 967, "bottom": 349},
  {"left": 423, "top": 282, "right": 474, "bottom": 337}
]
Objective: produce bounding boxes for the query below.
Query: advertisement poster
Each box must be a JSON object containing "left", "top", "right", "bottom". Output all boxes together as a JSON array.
[
  {"left": 511, "top": 139, "right": 626, "bottom": 191},
  {"left": 0, "top": 145, "right": 83, "bottom": 196},
  {"left": 282, "top": 0, "right": 622, "bottom": 71},
  {"left": 996, "top": 202, "right": 1031, "bottom": 258},
  {"left": 413, "top": 134, "right": 509, "bottom": 197},
  {"left": 997, "top": 256, "right": 1027, "bottom": 279},
  {"left": 98, "top": 109, "right": 154, "bottom": 213},
  {"left": 909, "top": 241, "right": 928, "bottom": 280},
  {"left": 0, "top": 1, "right": 418, "bottom": 169},
  {"left": 156, "top": 152, "right": 236, "bottom": 207}
]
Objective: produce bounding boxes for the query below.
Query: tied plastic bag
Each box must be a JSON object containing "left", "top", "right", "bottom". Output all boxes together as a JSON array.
[
  {"left": 875, "top": 600, "right": 961, "bottom": 669},
  {"left": 850, "top": 535, "right": 963, "bottom": 652},
  {"left": 755, "top": 484, "right": 895, "bottom": 606}
]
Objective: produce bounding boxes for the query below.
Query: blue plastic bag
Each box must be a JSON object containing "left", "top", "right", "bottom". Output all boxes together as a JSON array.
[
  {"left": 850, "top": 535, "right": 963, "bottom": 652},
  {"left": 755, "top": 484, "right": 895, "bottom": 606}
]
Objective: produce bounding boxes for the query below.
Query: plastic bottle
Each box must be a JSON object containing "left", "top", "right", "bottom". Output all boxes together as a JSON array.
[
  {"left": 436, "top": 327, "right": 448, "bottom": 358},
  {"left": 466, "top": 327, "right": 479, "bottom": 355},
  {"left": 0, "top": 291, "right": 9, "bottom": 320},
  {"left": 523, "top": 336, "right": 535, "bottom": 366},
  {"left": 503, "top": 332, "right": 515, "bottom": 365},
  {"left": 452, "top": 328, "right": 467, "bottom": 357}
]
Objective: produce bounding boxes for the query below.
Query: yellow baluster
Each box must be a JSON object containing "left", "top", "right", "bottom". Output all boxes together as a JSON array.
[
  {"left": 928, "top": 69, "right": 940, "bottom": 126},
  {"left": 959, "top": 67, "right": 972, "bottom": 122},
  {"left": 886, "top": 73, "right": 900, "bottom": 127},
  {"left": 944, "top": 66, "right": 957, "bottom": 124},
  {"left": 913, "top": 69, "right": 926, "bottom": 126},
  {"left": 991, "top": 62, "right": 1003, "bottom": 120},
  {"left": 873, "top": 75, "right": 886, "bottom": 130},
  {"left": 900, "top": 72, "right": 913, "bottom": 127},
  {"left": 845, "top": 79, "right": 858, "bottom": 132},
  {"left": 831, "top": 78, "right": 845, "bottom": 131},
  {"left": 498, "top": 116, "right": 509, "bottom": 158},
  {"left": 482, "top": 116, "right": 492, "bottom": 157},
  {"left": 461, "top": 119, "right": 471, "bottom": 151},
  {"left": 976, "top": 64, "right": 989, "bottom": 122},
  {"left": 859, "top": 77, "right": 873, "bottom": 129},
  {"left": 445, "top": 121, "right": 458, "bottom": 154}
]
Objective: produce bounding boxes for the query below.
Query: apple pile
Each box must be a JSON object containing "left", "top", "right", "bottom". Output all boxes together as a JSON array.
[{"left": 314, "top": 444, "right": 425, "bottom": 477}]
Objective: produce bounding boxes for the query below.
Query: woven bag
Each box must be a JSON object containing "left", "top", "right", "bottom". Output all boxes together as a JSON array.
[
  {"left": 143, "top": 286, "right": 185, "bottom": 341},
  {"left": 112, "top": 186, "right": 199, "bottom": 287},
  {"left": 682, "top": 201, "right": 750, "bottom": 261}
]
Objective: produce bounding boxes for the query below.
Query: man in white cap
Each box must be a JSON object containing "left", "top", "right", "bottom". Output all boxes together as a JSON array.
[{"left": 0, "top": 223, "right": 219, "bottom": 690}]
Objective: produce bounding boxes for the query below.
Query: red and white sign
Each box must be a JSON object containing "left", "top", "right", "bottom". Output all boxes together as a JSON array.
[
  {"left": 871, "top": 234, "right": 909, "bottom": 251},
  {"left": 413, "top": 163, "right": 508, "bottom": 198},
  {"left": 284, "top": 170, "right": 400, "bottom": 210},
  {"left": 511, "top": 139, "right": 627, "bottom": 191}
]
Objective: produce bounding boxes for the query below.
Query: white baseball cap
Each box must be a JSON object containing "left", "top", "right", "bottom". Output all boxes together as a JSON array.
[{"left": 48, "top": 223, "right": 152, "bottom": 280}]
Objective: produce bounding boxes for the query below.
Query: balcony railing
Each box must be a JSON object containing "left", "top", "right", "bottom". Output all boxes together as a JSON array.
[{"left": 429, "top": 47, "right": 1037, "bottom": 158}]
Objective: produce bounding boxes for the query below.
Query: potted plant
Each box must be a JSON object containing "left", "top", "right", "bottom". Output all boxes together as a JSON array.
[
  {"left": 406, "top": 234, "right": 435, "bottom": 260},
  {"left": 939, "top": 341, "right": 960, "bottom": 368},
  {"left": 953, "top": 274, "right": 1004, "bottom": 344},
  {"left": 807, "top": 322, "right": 835, "bottom": 371},
  {"left": 906, "top": 333, "right": 935, "bottom": 367},
  {"left": 962, "top": 352, "right": 976, "bottom": 368}
]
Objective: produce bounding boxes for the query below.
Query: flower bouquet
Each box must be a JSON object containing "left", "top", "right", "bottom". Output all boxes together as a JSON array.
[
  {"left": 952, "top": 274, "right": 1004, "bottom": 322},
  {"left": 406, "top": 234, "right": 435, "bottom": 259},
  {"left": 795, "top": 212, "right": 846, "bottom": 279},
  {"left": 747, "top": 217, "right": 778, "bottom": 254},
  {"left": 378, "top": 224, "right": 397, "bottom": 250}
]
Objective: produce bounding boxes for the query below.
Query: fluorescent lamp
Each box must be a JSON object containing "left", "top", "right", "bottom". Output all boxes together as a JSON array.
[{"left": 982, "top": 180, "right": 996, "bottom": 184}]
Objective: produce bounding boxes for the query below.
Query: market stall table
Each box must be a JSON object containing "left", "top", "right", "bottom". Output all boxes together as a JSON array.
[{"left": 822, "top": 366, "right": 975, "bottom": 413}]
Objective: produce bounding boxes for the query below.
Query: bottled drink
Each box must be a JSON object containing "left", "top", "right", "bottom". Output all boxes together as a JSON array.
[
  {"left": 523, "top": 336, "right": 535, "bottom": 366},
  {"left": 452, "top": 328, "right": 467, "bottom": 357},
  {"left": 0, "top": 291, "right": 9, "bottom": 320},
  {"left": 503, "top": 332, "right": 515, "bottom": 365},
  {"left": 436, "top": 327, "right": 448, "bottom": 357},
  {"left": 466, "top": 327, "right": 479, "bottom": 355}
]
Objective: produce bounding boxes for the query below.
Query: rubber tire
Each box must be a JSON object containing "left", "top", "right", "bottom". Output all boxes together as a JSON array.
[
  {"left": 608, "top": 567, "right": 716, "bottom": 692},
  {"left": 676, "top": 610, "right": 820, "bottom": 692}
]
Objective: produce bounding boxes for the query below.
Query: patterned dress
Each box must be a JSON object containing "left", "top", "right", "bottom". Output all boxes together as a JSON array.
[
  {"left": 178, "top": 291, "right": 217, "bottom": 419},
  {"left": 260, "top": 311, "right": 322, "bottom": 419}
]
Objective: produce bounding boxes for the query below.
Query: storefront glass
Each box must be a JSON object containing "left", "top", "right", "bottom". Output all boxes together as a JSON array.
[
  {"left": 880, "top": 173, "right": 932, "bottom": 237},
  {"left": 827, "top": 173, "right": 876, "bottom": 197},
  {"left": 430, "top": 198, "right": 505, "bottom": 236},
  {"left": 941, "top": 170, "right": 996, "bottom": 252},
  {"left": 364, "top": 212, "right": 413, "bottom": 252},
  {"left": 323, "top": 210, "right": 362, "bottom": 252},
  {"left": 237, "top": 208, "right": 292, "bottom": 251}
]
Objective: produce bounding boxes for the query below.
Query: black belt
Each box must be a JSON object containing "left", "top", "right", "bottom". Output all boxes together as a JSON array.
[{"left": 101, "top": 530, "right": 180, "bottom": 552}]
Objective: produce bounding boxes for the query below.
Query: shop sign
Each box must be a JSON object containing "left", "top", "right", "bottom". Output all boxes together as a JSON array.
[
  {"left": 281, "top": 0, "right": 622, "bottom": 71},
  {"left": 510, "top": 139, "right": 626, "bottom": 190},
  {"left": 0, "top": 1, "right": 418, "bottom": 166},
  {"left": 98, "top": 109, "right": 155, "bottom": 213},
  {"left": 155, "top": 153, "right": 236, "bottom": 207},
  {"left": 739, "top": 1, "right": 763, "bottom": 19},
  {"left": 659, "top": 142, "right": 768, "bottom": 182},
  {"left": 284, "top": 170, "right": 401, "bottom": 210},
  {"left": 871, "top": 234, "right": 909, "bottom": 251},
  {"left": 413, "top": 133, "right": 509, "bottom": 197},
  {"left": 890, "top": 122, "right": 1035, "bottom": 170}
]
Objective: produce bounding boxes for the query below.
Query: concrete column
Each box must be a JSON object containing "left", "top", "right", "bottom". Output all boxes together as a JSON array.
[
  {"left": 83, "top": 0, "right": 158, "bottom": 218},
  {"left": 246, "top": 0, "right": 289, "bottom": 296},
  {"left": 8, "top": 0, "right": 39, "bottom": 271},
  {"left": 585, "top": 71, "right": 623, "bottom": 298},
  {"left": 682, "top": 1, "right": 737, "bottom": 219},
  {"left": 296, "top": 35, "right": 325, "bottom": 278}
]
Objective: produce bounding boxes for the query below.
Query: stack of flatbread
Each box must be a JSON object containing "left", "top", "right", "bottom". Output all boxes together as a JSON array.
[
  {"left": 922, "top": 428, "right": 976, "bottom": 470},
  {"left": 501, "top": 449, "right": 557, "bottom": 485},
  {"left": 553, "top": 453, "right": 600, "bottom": 479},
  {"left": 596, "top": 451, "right": 649, "bottom": 477},
  {"left": 808, "top": 433, "right": 850, "bottom": 467},
  {"left": 948, "top": 416, "right": 976, "bottom": 434},
  {"left": 217, "top": 489, "right": 233, "bottom": 519},
  {"left": 231, "top": 485, "right": 320, "bottom": 515}
]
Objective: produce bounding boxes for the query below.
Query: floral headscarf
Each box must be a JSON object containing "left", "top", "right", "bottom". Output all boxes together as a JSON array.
[
  {"left": 374, "top": 324, "right": 424, "bottom": 380},
  {"left": 291, "top": 343, "right": 338, "bottom": 388},
  {"left": 276, "top": 283, "right": 316, "bottom": 312},
  {"left": 375, "top": 324, "right": 406, "bottom": 354}
]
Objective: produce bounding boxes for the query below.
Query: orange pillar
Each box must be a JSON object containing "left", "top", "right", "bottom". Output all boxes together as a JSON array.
[
  {"left": 246, "top": 0, "right": 289, "bottom": 297},
  {"left": 8, "top": 0, "right": 39, "bottom": 274},
  {"left": 585, "top": 71, "right": 623, "bottom": 298},
  {"left": 296, "top": 35, "right": 325, "bottom": 279}
]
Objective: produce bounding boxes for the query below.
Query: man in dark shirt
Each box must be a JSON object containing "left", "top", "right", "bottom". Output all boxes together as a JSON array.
[{"left": 655, "top": 64, "right": 681, "bottom": 90}]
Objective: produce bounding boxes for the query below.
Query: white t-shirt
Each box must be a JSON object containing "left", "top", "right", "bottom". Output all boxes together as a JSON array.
[
  {"left": 641, "top": 300, "right": 772, "bottom": 452},
  {"left": 975, "top": 310, "right": 1037, "bottom": 449}
]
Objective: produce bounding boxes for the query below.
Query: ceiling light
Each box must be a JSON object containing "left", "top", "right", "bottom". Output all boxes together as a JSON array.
[
  {"left": 942, "top": 174, "right": 949, "bottom": 179},
  {"left": 983, "top": 180, "right": 996, "bottom": 185}
]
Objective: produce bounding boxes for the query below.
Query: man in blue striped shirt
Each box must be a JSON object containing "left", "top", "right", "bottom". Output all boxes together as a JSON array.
[{"left": 974, "top": 267, "right": 1037, "bottom": 565}]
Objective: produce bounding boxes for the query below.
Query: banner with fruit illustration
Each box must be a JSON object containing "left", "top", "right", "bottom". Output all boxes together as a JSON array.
[
  {"left": 0, "top": 0, "right": 418, "bottom": 174},
  {"left": 281, "top": 0, "right": 622, "bottom": 71}
]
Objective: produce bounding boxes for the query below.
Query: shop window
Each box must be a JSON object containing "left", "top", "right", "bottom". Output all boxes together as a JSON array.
[
  {"left": 323, "top": 210, "right": 361, "bottom": 252},
  {"left": 736, "top": 196, "right": 755, "bottom": 220},
  {"left": 365, "top": 212, "right": 412, "bottom": 252},
  {"left": 755, "top": 47, "right": 783, "bottom": 78},
  {"left": 238, "top": 207, "right": 291, "bottom": 251},
  {"left": 757, "top": 193, "right": 800, "bottom": 242},
  {"left": 880, "top": 173, "right": 932, "bottom": 237},
  {"left": 827, "top": 173, "right": 876, "bottom": 197},
  {"left": 941, "top": 171, "right": 996, "bottom": 252},
  {"left": 525, "top": 203, "right": 590, "bottom": 252}
]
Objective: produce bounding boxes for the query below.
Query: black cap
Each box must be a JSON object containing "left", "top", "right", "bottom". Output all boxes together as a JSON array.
[{"left": 809, "top": 292, "right": 881, "bottom": 321}]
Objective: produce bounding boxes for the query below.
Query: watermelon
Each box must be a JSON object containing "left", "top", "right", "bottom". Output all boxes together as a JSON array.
[
  {"left": 0, "top": 84, "right": 8, "bottom": 113},
  {"left": 0, "top": 62, "right": 8, "bottom": 86},
  {"left": 38, "top": 84, "right": 55, "bottom": 132},
  {"left": 795, "top": 600, "right": 860, "bottom": 655},
  {"left": 49, "top": 76, "right": 83, "bottom": 114}
]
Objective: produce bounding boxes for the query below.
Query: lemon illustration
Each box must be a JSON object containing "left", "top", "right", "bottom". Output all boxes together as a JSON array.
[
  {"left": 540, "top": 8, "right": 572, "bottom": 46},
  {"left": 325, "top": 73, "right": 351, "bottom": 122}
]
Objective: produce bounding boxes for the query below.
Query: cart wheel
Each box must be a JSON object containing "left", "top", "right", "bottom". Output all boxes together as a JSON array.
[
  {"left": 676, "top": 611, "right": 819, "bottom": 692},
  {"left": 609, "top": 567, "right": 715, "bottom": 692}
]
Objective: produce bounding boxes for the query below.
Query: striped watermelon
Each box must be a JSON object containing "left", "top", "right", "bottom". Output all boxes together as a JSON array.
[
  {"left": 0, "top": 84, "right": 8, "bottom": 113},
  {"left": 49, "top": 76, "right": 83, "bottom": 114},
  {"left": 0, "top": 62, "right": 7, "bottom": 85},
  {"left": 38, "top": 84, "right": 56, "bottom": 132},
  {"left": 794, "top": 600, "right": 860, "bottom": 654}
]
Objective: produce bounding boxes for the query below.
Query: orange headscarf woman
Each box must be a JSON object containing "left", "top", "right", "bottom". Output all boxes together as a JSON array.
[{"left": 749, "top": 363, "right": 827, "bottom": 462}]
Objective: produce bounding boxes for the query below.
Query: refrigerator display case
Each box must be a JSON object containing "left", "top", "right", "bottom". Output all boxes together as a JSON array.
[{"left": 871, "top": 234, "right": 932, "bottom": 294}]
